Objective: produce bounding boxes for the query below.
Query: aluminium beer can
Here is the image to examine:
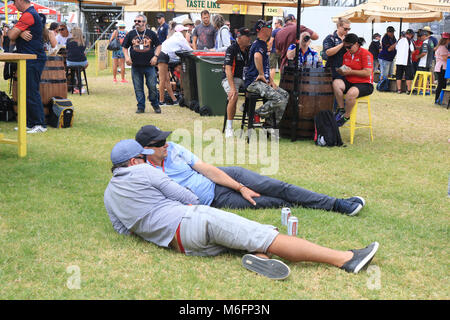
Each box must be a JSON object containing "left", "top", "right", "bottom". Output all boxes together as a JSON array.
[
  {"left": 281, "top": 207, "right": 291, "bottom": 226},
  {"left": 287, "top": 216, "right": 298, "bottom": 236}
]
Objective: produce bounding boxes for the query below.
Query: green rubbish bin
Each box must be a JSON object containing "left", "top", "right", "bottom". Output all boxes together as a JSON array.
[{"left": 193, "top": 52, "right": 227, "bottom": 116}]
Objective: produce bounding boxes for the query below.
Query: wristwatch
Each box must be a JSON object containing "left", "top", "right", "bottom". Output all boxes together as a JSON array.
[{"left": 237, "top": 183, "right": 245, "bottom": 192}]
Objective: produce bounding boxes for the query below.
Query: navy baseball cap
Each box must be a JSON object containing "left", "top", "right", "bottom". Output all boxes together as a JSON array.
[
  {"left": 254, "top": 20, "right": 272, "bottom": 33},
  {"left": 110, "top": 139, "right": 154, "bottom": 165},
  {"left": 236, "top": 27, "right": 252, "bottom": 37},
  {"left": 135, "top": 125, "right": 172, "bottom": 147}
]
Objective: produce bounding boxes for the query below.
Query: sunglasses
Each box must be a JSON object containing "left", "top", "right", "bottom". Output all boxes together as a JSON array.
[
  {"left": 342, "top": 27, "right": 351, "bottom": 31},
  {"left": 146, "top": 139, "right": 166, "bottom": 148},
  {"left": 134, "top": 20, "right": 144, "bottom": 23},
  {"left": 344, "top": 44, "right": 353, "bottom": 50},
  {"left": 58, "top": 28, "right": 66, "bottom": 31}
]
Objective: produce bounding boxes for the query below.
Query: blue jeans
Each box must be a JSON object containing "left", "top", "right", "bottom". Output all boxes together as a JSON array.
[
  {"left": 131, "top": 65, "right": 158, "bottom": 111},
  {"left": 379, "top": 59, "right": 394, "bottom": 80},
  {"left": 212, "top": 166, "right": 336, "bottom": 210},
  {"left": 26, "top": 59, "right": 46, "bottom": 128}
]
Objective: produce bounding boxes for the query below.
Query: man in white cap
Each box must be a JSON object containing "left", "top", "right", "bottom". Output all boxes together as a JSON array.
[{"left": 104, "top": 139, "right": 380, "bottom": 279}]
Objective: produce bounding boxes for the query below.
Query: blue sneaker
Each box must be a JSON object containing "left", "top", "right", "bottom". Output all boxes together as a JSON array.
[
  {"left": 335, "top": 108, "right": 345, "bottom": 120},
  {"left": 334, "top": 199, "right": 363, "bottom": 216},
  {"left": 346, "top": 196, "right": 366, "bottom": 207},
  {"left": 335, "top": 113, "right": 349, "bottom": 127}
]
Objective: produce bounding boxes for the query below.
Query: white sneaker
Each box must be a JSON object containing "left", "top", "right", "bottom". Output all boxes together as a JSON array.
[
  {"left": 27, "top": 125, "right": 47, "bottom": 133},
  {"left": 225, "top": 128, "right": 234, "bottom": 138}
]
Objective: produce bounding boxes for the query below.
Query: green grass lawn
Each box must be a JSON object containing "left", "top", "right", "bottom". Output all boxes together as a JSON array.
[{"left": 0, "top": 61, "right": 449, "bottom": 299}]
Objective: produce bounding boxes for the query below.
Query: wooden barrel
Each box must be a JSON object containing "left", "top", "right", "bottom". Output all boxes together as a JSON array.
[
  {"left": 13, "top": 55, "right": 67, "bottom": 114},
  {"left": 279, "top": 66, "right": 334, "bottom": 139},
  {"left": 39, "top": 55, "right": 67, "bottom": 107}
]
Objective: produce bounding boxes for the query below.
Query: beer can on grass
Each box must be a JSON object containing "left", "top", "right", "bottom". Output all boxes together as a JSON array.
[
  {"left": 281, "top": 207, "right": 291, "bottom": 226},
  {"left": 287, "top": 216, "right": 298, "bottom": 236}
]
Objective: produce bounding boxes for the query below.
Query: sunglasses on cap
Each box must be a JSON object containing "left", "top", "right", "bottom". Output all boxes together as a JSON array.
[{"left": 146, "top": 139, "right": 166, "bottom": 148}]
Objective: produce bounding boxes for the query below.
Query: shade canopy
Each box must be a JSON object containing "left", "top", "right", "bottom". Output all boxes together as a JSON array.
[
  {"left": 333, "top": 0, "right": 443, "bottom": 23},
  {"left": 409, "top": 0, "right": 450, "bottom": 13},
  {"left": 0, "top": 1, "right": 59, "bottom": 15},
  {"left": 215, "top": 0, "right": 319, "bottom": 8},
  {"left": 56, "top": 0, "right": 135, "bottom": 5}
]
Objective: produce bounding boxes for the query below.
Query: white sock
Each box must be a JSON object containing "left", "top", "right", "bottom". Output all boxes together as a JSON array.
[{"left": 226, "top": 120, "right": 233, "bottom": 129}]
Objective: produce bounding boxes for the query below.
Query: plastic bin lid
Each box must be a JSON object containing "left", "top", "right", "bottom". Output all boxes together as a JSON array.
[{"left": 193, "top": 51, "right": 225, "bottom": 57}]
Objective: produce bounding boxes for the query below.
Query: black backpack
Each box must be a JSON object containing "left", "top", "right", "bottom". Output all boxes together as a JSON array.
[
  {"left": 376, "top": 77, "right": 390, "bottom": 92},
  {"left": 0, "top": 91, "right": 16, "bottom": 122},
  {"left": 314, "top": 110, "right": 343, "bottom": 147}
]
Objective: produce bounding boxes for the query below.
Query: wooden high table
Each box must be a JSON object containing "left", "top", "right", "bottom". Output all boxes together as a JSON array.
[{"left": 0, "top": 53, "right": 37, "bottom": 157}]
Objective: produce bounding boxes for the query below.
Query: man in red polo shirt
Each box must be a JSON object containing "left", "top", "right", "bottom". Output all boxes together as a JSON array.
[
  {"left": 275, "top": 14, "right": 318, "bottom": 71},
  {"left": 332, "top": 33, "right": 374, "bottom": 127}
]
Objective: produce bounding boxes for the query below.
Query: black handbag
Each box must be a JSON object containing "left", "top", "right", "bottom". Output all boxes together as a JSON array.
[{"left": 107, "top": 37, "right": 121, "bottom": 51}]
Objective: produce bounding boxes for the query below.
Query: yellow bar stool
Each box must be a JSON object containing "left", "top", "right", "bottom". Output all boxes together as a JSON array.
[
  {"left": 410, "top": 71, "right": 433, "bottom": 97},
  {"left": 342, "top": 95, "right": 373, "bottom": 144}
]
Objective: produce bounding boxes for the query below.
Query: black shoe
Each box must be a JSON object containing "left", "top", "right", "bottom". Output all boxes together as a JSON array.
[
  {"left": 135, "top": 109, "right": 145, "bottom": 114},
  {"left": 242, "top": 254, "right": 290, "bottom": 280},
  {"left": 340, "top": 242, "right": 379, "bottom": 274},
  {"left": 153, "top": 106, "right": 161, "bottom": 114},
  {"left": 334, "top": 199, "right": 363, "bottom": 216}
]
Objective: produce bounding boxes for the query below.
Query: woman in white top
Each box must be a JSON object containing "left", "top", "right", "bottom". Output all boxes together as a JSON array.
[
  {"left": 211, "top": 14, "right": 231, "bottom": 52},
  {"left": 157, "top": 24, "right": 193, "bottom": 106}
]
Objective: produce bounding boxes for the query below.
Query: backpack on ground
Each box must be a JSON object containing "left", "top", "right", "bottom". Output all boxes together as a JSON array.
[
  {"left": 47, "top": 97, "right": 74, "bottom": 128},
  {"left": 314, "top": 110, "right": 343, "bottom": 147},
  {"left": 376, "top": 77, "right": 390, "bottom": 92},
  {"left": 0, "top": 91, "right": 16, "bottom": 122}
]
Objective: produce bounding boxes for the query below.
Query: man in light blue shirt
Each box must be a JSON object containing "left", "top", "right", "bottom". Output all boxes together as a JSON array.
[
  {"left": 135, "top": 125, "right": 367, "bottom": 216},
  {"left": 103, "top": 139, "right": 380, "bottom": 278}
]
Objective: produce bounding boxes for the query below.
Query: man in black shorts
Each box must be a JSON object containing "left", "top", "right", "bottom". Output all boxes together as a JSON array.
[
  {"left": 222, "top": 27, "right": 251, "bottom": 138},
  {"left": 333, "top": 34, "right": 374, "bottom": 127}
]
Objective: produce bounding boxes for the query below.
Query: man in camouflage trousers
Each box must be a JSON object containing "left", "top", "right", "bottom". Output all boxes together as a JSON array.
[{"left": 244, "top": 20, "right": 289, "bottom": 126}]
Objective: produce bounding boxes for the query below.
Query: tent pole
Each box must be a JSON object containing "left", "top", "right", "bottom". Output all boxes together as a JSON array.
[
  {"left": 399, "top": 18, "right": 403, "bottom": 39},
  {"left": 262, "top": 3, "right": 265, "bottom": 20},
  {"left": 291, "top": 0, "right": 302, "bottom": 142}
]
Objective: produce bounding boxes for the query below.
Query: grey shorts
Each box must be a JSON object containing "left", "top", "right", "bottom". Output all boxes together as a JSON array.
[
  {"left": 221, "top": 77, "right": 245, "bottom": 94},
  {"left": 179, "top": 205, "right": 279, "bottom": 257}
]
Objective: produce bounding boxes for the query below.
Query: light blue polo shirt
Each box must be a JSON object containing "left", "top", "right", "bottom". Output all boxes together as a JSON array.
[{"left": 148, "top": 142, "right": 216, "bottom": 205}]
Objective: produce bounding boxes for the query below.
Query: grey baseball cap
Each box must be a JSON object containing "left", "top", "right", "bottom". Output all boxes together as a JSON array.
[{"left": 110, "top": 139, "right": 154, "bottom": 165}]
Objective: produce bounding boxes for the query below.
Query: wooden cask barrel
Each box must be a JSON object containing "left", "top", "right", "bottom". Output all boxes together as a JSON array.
[
  {"left": 13, "top": 55, "right": 67, "bottom": 114},
  {"left": 39, "top": 55, "right": 67, "bottom": 107},
  {"left": 279, "top": 66, "right": 334, "bottom": 139}
]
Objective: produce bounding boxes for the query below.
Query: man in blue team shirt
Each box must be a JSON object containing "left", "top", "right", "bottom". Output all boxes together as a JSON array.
[
  {"left": 8, "top": 0, "right": 47, "bottom": 133},
  {"left": 245, "top": 20, "right": 289, "bottom": 127},
  {"left": 134, "top": 125, "right": 367, "bottom": 216}
]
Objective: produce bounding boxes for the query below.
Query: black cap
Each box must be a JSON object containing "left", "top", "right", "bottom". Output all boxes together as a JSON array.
[
  {"left": 135, "top": 125, "right": 172, "bottom": 147},
  {"left": 254, "top": 20, "right": 272, "bottom": 33},
  {"left": 372, "top": 33, "right": 381, "bottom": 39},
  {"left": 406, "top": 29, "right": 415, "bottom": 35},
  {"left": 284, "top": 14, "right": 295, "bottom": 23},
  {"left": 236, "top": 27, "right": 251, "bottom": 37},
  {"left": 387, "top": 26, "right": 395, "bottom": 33},
  {"left": 156, "top": 13, "right": 165, "bottom": 18}
]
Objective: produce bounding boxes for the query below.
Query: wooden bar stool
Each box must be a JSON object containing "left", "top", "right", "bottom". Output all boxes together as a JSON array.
[
  {"left": 342, "top": 95, "right": 373, "bottom": 144},
  {"left": 410, "top": 71, "right": 433, "bottom": 97}
]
